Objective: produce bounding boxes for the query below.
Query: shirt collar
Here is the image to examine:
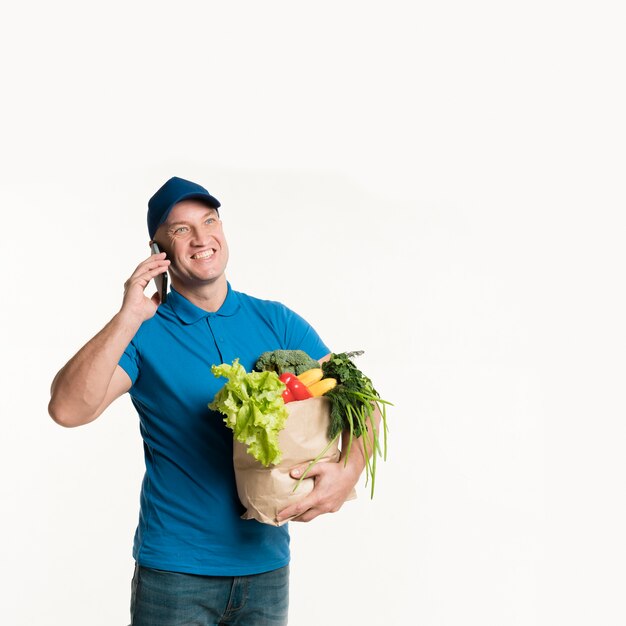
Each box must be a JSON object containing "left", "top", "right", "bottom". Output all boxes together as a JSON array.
[{"left": 168, "top": 282, "right": 241, "bottom": 324}]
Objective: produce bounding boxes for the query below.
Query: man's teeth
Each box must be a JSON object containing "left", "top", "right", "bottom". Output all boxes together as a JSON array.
[{"left": 192, "top": 250, "right": 215, "bottom": 259}]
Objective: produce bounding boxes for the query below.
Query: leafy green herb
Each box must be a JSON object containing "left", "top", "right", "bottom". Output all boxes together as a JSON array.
[{"left": 319, "top": 351, "right": 392, "bottom": 497}]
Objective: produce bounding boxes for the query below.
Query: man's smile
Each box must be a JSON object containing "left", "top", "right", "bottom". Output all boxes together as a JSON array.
[{"left": 191, "top": 249, "right": 215, "bottom": 260}]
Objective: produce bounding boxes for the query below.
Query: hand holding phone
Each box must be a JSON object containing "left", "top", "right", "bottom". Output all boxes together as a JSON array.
[{"left": 150, "top": 242, "right": 169, "bottom": 304}]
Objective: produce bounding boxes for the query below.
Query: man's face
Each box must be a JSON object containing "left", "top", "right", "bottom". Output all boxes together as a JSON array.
[{"left": 154, "top": 199, "right": 229, "bottom": 289}]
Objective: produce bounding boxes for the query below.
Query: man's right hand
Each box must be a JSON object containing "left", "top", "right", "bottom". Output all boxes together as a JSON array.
[
  {"left": 121, "top": 252, "right": 171, "bottom": 322},
  {"left": 48, "top": 252, "right": 169, "bottom": 427}
]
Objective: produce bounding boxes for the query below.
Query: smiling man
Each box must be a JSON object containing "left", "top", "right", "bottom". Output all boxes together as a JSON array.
[{"left": 48, "top": 176, "right": 364, "bottom": 625}]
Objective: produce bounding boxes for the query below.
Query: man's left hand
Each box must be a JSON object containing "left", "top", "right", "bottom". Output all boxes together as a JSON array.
[{"left": 276, "top": 459, "right": 360, "bottom": 523}]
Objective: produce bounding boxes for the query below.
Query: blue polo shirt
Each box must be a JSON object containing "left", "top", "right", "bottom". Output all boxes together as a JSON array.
[{"left": 118, "top": 284, "right": 329, "bottom": 576}]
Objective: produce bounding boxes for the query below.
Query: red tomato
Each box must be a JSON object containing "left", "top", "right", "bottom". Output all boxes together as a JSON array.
[
  {"left": 287, "top": 378, "right": 313, "bottom": 401},
  {"left": 279, "top": 373, "right": 296, "bottom": 404},
  {"left": 279, "top": 373, "right": 296, "bottom": 385},
  {"left": 278, "top": 372, "right": 312, "bottom": 401},
  {"left": 281, "top": 387, "right": 295, "bottom": 404}
]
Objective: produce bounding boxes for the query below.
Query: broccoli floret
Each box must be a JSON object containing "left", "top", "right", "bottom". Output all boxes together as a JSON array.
[{"left": 254, "top": 350, "right": 320, "bottom": 375}]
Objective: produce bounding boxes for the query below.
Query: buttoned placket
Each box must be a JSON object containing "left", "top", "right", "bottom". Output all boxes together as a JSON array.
[{"left": 205, "top": 313, "right": 225, "bottom": 363}]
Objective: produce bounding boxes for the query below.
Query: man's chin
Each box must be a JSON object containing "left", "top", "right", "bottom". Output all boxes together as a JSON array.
[{"left": 171, "top": 272, "right": 227, "bottom": 289}]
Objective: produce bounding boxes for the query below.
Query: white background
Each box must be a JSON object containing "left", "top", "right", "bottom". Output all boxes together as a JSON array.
[{"left": 1, "top": 1, "right": 625, "bottom": 625}]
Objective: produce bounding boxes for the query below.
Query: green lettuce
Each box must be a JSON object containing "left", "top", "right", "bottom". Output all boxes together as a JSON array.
[{"left": 209, "top": 359, "right": 288, "bottom": 466}]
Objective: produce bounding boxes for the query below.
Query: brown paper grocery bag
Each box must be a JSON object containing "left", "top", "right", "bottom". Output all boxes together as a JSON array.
[{"left": 233, "top": 396, "right": 357, "bottom": 526}]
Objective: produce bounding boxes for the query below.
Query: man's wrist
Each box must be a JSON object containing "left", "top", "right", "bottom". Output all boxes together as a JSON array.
[
  {"left": 339, "top": 447, "right": 366, "bottom": 478},
  {"left": 115, "top": 306, "right": 145, "bottom": 329}
]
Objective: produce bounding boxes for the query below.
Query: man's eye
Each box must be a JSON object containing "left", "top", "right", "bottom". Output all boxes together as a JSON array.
[
  {"left": 175, "top": 226, "right": 189, "bottom": 234},
  {"left": 205, "top": 218, "right": 216, "bottom": 225}
]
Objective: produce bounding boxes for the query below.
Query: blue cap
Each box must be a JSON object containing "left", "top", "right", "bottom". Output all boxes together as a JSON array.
[{"left": 148, "top": 176, "right": 221, "bottom": 239}]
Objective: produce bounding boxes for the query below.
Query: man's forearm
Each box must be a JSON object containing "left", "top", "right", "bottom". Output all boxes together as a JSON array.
[{"left": 48, "top": 310, "right": 140, "bottom": 427}]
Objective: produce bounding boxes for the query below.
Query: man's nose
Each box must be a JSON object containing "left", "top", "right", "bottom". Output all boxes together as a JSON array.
[{"left": 190, "top": 226, "right": 210, "bottom": 245}]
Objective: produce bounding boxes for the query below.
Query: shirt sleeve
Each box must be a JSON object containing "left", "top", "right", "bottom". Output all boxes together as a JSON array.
[
  {"left": 118, "top": 337, "right": 140, "bottom": 386},
  {"left": 282, "top": 307, "right": 330, "bottom": 360}
]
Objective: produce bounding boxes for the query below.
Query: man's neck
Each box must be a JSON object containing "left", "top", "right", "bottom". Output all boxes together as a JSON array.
[{"left": 171, "top": 275, "right": 229, "bottom": 312}]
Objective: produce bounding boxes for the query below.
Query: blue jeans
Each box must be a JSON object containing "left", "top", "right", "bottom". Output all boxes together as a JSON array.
[{"left": 129, "top": 563, "right": 289, "bottom": 626}]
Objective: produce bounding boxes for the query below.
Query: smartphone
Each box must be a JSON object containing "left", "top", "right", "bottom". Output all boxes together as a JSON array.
[{"left": 150, "top": 242, "right": 169, "bottom": 304}]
